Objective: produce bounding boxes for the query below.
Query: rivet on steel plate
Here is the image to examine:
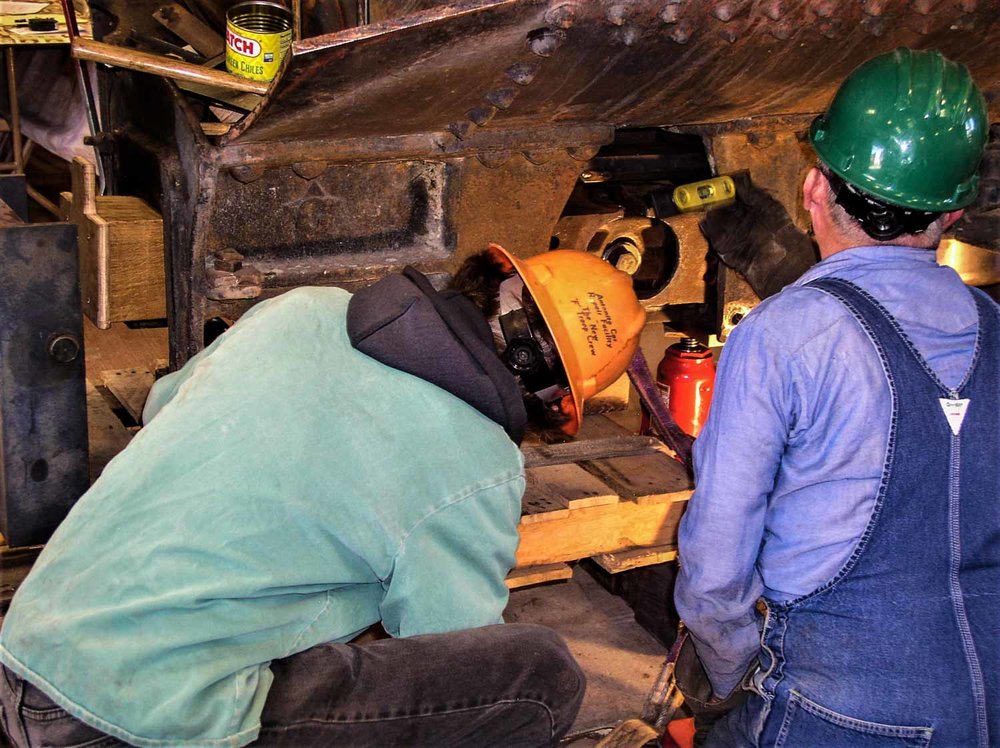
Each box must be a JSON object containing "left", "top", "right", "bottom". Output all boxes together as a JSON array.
[
  {"left": 718, "top": 27, "right": 738, "bottom": 42},
  {"left": 467, "top": 105, "right": 498, "bottom": 127},
  {"left": 545, "top": 4, "right": 576, "bottom": 29},
  {"left": 911, "top": 0, "right": 935, "bottom": 14},
  {"left": 606, "top": 4, "right": 628, "bottom": 25},
  {"left": 229, "top": 165, "right": 266, "bottom": 184},
  {"left": 448, "top": 121, "right": 473, "bottom": 140},
  {"left": 486, "top": 87, "right": 517, "bottom": 109},
  {"left": 810, "top": 0, "right": 835, "bottom": 17},
  {"left": 567, "top": 145, "right": 600, "bottom": 162},
  {"left": 291, "top": 161, "right": 328, "bottom": 180},
  {"left": 768, "top": 21, "right": 792, "bottom": 39},
  {"left": 761, "top": 0, "right": 784, "bottom": 19},
  {"left": 950, "top": 13, "right": 975, "bottom": 30},
  {"left": 621, "top": 26, "right": 640, "bottom": 45},
  {"left": 506, "top": 61, "right": 541, "bottom": 86},
  {"left": 861, "top": 15, "right": 888, "bottom": 35},
  {"left": 477, "top": 150, "right": 511, "bottom": 168},
  {"left": 819, "top": 19, "right": 838, "bottom": 37},
  {"left": 711, "top": 1, "right": 740, "bottom": 22},
  {"left": 527, "top": 28, "right": 566, "bottom": 57},
  {"left": 522, "top": 150, "right": 554, "bottom": 165},
  {"left": 659, "top": 4, "right": 681, "bottom": 23},
  {"left": 861, "top": 0, "right": 888, "bottom": 16},
  {"left": 668, "top": 20, "right": 694, "bottom": 43}
]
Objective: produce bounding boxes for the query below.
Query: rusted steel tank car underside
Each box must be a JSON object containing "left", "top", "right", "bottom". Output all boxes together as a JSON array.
[{"left": 101, "top": 0, "right": 1000, "bottom": 366}]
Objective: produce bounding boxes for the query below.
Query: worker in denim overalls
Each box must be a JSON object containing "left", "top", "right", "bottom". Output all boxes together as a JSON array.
[{"left": 675, "top": 49, "right": 998, "bottom": 746}]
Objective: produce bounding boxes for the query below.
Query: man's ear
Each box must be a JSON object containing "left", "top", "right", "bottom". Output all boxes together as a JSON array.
[
  {"left": 802, "top": 167, "right": 826, "bottom": 214},
  {"left": 940, "top": 209, "right": 965, "bottom": 232}
]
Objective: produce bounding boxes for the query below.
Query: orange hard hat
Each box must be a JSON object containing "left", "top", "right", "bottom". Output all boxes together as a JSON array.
[{"left": 490, "top": 243, "right": 646, "bottom": 435}]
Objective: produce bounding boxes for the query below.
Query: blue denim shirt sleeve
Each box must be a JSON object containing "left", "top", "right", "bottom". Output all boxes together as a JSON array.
[{"left": 675, "top": 308, "right": 800, "bottom": 696}]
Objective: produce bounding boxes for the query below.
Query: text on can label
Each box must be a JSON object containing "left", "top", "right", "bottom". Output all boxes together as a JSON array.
[{"left": 226, "top": 28, "right": 260, "bottom": 57}]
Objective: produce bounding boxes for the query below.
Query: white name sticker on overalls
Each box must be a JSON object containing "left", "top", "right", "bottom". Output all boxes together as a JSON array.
[{"left": 939, "top": 398, "right": 971, "bottom": 436}]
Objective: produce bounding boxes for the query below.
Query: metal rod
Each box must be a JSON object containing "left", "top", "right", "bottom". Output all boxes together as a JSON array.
[
  {"left": 6, "top": 49, "right": 22, "bottom": 174},
  {"left": 356, "top": 0, "right": 369, "bottom": 25}
]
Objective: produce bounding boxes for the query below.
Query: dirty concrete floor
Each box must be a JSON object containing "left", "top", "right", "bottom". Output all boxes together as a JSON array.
[{"left": 506, "top": 564, "right": 667, "bottom": 741}]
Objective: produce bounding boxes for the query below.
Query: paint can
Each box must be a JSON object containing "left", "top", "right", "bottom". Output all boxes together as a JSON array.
[{"left": 225, "top": 1, "right": 293, "bottom": 84}]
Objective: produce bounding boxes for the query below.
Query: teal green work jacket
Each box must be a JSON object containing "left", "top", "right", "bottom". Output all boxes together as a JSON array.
[{"left": 0, "top": 287, "right": 525, "bottom": 747}]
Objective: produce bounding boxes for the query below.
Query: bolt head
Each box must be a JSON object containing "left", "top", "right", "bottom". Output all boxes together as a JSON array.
[{"left": 49, "top": 334, "right": 81, "bottom": 364}]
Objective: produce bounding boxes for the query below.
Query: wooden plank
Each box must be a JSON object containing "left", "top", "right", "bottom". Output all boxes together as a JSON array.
[
  {"left": 516, "top": 490, "right": 690, "bottom": 568},
  {"left": 201, "top": 122, "right": 232, "bottom": 136},
  {"left": 0, "top": 198, "right": 24, "bottom": 226},
  {"left": 582, "top": 450, "right": 690, "bottom": 506},
  {"left": 528, "top": 463, "right": 618, "bottom": 511},
  {"left": 521, "top": 470, "right": 571, "bottom": 524},
  {"left": 102, "top": 368, "right": 156, "bottom": 424},
  {"left": 82, "top": 317, "right": 168, "bottom": 386},
  {"left": 87, "top": 381, "right": 134, "bottom": 481},
  {"left": 178, "top": 80, "right": 262, "bottom": 111},
  {"left": 153, "top": 3, "right": 225, "bottom": 58},
  {"left": 521, "top": 435, "right": 661, "bottom": 469},
  {"left": 505, "top": 563, "right": 573, "bottom": 589},
  {"left": 592, "top": 544, "right": 678, "bottom": 574}
]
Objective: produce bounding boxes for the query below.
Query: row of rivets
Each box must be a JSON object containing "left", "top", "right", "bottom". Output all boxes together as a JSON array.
[
  {"left": 450, "top": 15, "right": 567, "bottom": 143},
  {"left": 227, "top": 161, "right": 331, "bottom": 184}
]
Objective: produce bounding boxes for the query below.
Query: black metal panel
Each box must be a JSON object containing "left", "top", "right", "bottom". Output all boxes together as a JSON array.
[
  {"left": 0, "top": 175, "right": 28, "bottom": 222},
  {"left": 0, "top": 224, "right": 88, "bottom": 547}
]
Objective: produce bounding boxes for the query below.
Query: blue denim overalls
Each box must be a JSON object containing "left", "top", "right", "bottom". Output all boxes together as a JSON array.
[{"left": 709, "top": 277, "right": 1000, "bottom": 747}]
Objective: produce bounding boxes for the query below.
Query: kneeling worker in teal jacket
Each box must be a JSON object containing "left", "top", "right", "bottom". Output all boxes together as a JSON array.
[{"left": 0, "top": 245, "right": 646, "bottom": 748}]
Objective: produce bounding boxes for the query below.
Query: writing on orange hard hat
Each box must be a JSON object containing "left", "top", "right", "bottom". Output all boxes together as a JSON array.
[{"left": 489, "top": 243, "right": 646, "bottom": 435}]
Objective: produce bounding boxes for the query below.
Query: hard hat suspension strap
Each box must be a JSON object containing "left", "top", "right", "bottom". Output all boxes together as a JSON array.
[{"left": 824, "top": 168, "right": 939, "bottom": 242}]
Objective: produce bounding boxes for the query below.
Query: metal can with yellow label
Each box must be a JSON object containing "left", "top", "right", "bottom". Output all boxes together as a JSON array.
[{"left": 226, "top": 1, "right": 292, "bottom": 84}]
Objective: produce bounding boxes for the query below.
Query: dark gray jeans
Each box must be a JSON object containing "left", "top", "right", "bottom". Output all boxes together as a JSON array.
[{"left": 0, "top": 623, "right": 585, "bottom": 747}]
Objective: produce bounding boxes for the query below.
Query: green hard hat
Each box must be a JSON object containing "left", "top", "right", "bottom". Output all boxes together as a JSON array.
[{"left": 810, "top": 48, "right": 988, "bottom": 212}]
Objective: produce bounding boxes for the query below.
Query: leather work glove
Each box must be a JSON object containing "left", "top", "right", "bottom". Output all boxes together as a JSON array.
[
  {"left": 700, "top": 171, "right": 818, "bottom": 300},
  {"left": 673, "top": 633, "right": 753, "bottom": 747}
]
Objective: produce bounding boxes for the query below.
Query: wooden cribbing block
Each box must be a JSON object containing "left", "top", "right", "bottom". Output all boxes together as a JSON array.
[
  {"left": 61, "top": 158, "right": 166, "bottom": 328},
  {"left": 505, "top": 563, "right": 574, "bottom": 589},
  {"left": 101, "top": 368, "right": 156, "bottom": 424},
  {"left": 582, "top": 450, "right": 690, "bottom": 505},
  {"left": 87, "top": 382, "right": 134, "bottom": 482},
  {"left": 592, "top": 544, "right": 678, "bottom": 574},
  {"left": 521, "top": 463, "right": 617, "bottom": 525},
  {"left": 515, "top": 488, "right": 690, "bottom": 568}
]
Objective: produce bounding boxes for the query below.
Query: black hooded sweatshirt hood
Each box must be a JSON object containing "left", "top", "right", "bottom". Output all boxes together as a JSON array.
[{"left": 346, "top": 267, "right": 527, "bottom": 444}]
